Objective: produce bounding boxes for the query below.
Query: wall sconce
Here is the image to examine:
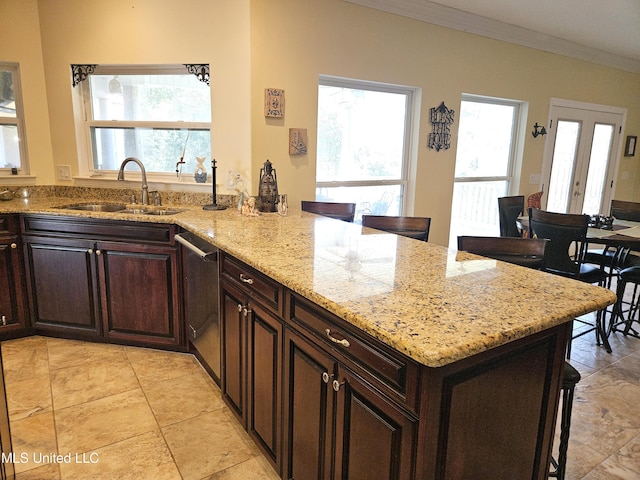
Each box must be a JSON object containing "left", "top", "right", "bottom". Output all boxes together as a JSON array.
[{"left": 531, "top": 122, "right": 547, "bottom": 138}]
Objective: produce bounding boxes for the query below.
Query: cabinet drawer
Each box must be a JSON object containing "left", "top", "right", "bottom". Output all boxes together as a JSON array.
[
  {"left": 21, "top": 215, "right": 174, "bottom": 244},
  {"left": 220, "top": 254, "right": 282, "bottom": 314},
  {"left": 287, "top": 292, "right": 419, "bottom": 411}
]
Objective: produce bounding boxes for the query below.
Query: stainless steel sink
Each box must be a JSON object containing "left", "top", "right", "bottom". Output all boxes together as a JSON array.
[
  {"left": 120, "top": 208, "right": 184, "bottom": 216},
  {"left": 58, "top": 203, "right": 128, "bottom": 212}
]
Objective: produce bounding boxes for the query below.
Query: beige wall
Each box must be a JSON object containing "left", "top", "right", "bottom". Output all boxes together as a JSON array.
[{"left": 2, "top": 0, "right": 640, "bottom": 245}]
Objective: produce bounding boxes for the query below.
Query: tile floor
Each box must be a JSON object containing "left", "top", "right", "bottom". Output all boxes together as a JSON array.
[{"left": 1, "top": 324, "right": 639, "bottom": 480}]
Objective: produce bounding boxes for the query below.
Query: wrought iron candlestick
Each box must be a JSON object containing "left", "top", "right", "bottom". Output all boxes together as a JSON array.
[{"left": 203, "top": 158, "right": 227, "bottom": 211}]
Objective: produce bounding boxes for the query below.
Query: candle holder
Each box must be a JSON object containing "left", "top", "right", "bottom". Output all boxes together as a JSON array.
[{"left": 203, "top": 158, "right": 227, "bottom": 211}]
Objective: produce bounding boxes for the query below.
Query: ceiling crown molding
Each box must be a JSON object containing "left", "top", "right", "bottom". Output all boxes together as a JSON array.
[{"left": 345, "top": 0, "right": 640, "bottom": 73}]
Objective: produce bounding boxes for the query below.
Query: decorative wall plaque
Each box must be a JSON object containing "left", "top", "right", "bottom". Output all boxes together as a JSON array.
[
  {"left": 427, "top": 101, "right": 455, "bottom": 152},
  {"left": 289, "top": 128, "right": 308, "bottom": 155},
  {"left": 264, "top": 88, "right": 285, "bottom": 118}
]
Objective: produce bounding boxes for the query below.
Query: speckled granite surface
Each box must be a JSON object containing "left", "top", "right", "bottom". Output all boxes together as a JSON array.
[{"left": 0, "top": 191, "right": 616, "bottom": 367}]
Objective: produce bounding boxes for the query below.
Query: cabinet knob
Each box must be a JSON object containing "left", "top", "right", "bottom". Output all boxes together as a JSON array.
[
  {"left": 325, "top": 329, "right": 350, "bottom": 348},
  {"left": 95, "top": 250, "right": 102, "bottom": 255},
  {"left": 242, "top": 307, "right": 252, "bottom": 317},
  {"left": 332, "top": 379, "right": 345, "bottom": 392},
  {"left": 10, "top": 243, "right": 17, "bottom": 249},
  {"left": 237, "top": 304, "right": 243, "bottom": 312},
  {"left": 88, "top": 249, "right": 94, "bottom": 255},
  {"left": 239, "top": 273, "right": 254, "bottom": 285},
  {"left": 1, "top": 316, "right": 6, "bottom": 326},
  {"left": 322, "top": 372, "right": 333, "bottom": 384}
]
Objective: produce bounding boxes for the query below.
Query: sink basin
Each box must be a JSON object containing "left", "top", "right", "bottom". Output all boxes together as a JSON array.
[
  {"left": 120, "top": 208, "right": 184, "bottom": 216},
  {"left": 59, "top": 203, "right": 128, "bottom": 212}
]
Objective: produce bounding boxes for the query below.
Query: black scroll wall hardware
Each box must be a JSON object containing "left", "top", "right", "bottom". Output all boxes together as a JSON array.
[
  {"left": 71, "top": 65, "right": 98, "bottom": 87},
  {"left": 184, "top": 64, "right": 210, "bottom": 85},
  {"left": 427, "top": 101, "right": 454, "bottom": 152},
  {"left": 531, "top": 122, "right": 547, "bottom": 138}
]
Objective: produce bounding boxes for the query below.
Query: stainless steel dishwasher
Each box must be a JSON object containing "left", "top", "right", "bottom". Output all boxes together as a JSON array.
[{"left": 175, "top": 232, "right": 220, "bottom": 383}]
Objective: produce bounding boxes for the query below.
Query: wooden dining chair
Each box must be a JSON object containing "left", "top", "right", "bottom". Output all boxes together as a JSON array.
[
  {"left": 301, "top": 200, "right": 356, "bottom": 222},
  {"left": 361, "top": 215, "right": 431, "bottom": 241},
  {"left": 528, "top": 207, "right": 611, "bottom": 353},
  {"left": 498, "top": 195, "right": 525, "bottom": 237},
  {"left": 457, "top": 236, "right": 548, "bottom": 269}
]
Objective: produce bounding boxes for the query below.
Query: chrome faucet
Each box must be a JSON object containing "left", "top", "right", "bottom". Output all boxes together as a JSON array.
[{"left": 117, "top": 157, "right": 149, "bottom": 205}]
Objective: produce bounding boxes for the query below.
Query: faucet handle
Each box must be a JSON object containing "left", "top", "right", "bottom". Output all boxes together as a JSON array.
[{"left": 150, "top": 191, "right": 162, "bottom": 206}]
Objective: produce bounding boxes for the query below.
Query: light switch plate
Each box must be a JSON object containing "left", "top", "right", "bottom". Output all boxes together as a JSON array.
[
  {"left": 529, "top": 173, "right": 541, "bottom": 184},
  {"left": 57, "top": 165, "right": 72, "bottom": 181}
]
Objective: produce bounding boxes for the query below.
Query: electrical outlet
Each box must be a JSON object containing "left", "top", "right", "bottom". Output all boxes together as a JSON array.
[{"left": 57, "top": 165, "right": 72, "bottom": 181}]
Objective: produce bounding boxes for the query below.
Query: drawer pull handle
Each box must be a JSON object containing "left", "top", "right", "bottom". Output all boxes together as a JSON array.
[
  {"left": 325, "top": 329, "right": 350, "bottom": 348},
  {"left": 239, "top": 273, "right": 254, "bottom": 285}
]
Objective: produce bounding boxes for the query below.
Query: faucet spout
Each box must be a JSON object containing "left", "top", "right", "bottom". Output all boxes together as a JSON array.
[{"left": 118, "top": 157, "right": 149, "bottom": 205}]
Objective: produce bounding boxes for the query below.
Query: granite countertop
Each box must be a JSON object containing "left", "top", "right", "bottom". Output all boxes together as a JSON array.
[{"left": 0, "top": 195, "right": 617, "bottom": 367}]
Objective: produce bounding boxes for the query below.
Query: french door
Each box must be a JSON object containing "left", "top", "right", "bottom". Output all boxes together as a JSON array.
[{"left": 541, "top": 100, "right": 626, "bottom": 215}]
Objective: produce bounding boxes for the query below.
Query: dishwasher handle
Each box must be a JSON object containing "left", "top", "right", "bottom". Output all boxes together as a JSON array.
[{"left": 175, "top": 233, "right": 218, "bottom": 262}]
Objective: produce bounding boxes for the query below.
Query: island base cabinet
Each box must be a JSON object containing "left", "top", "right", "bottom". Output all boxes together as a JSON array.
[{"left": 283, "top": 327, "right": 417, "bottom": 480}]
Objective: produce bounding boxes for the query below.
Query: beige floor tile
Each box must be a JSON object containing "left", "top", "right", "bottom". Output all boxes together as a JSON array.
[
  {"left": 6, "top": 372, "right": 52, "bottom": 421},
  {"left": 9, "top": 410, "right": 58, "bottom": 475},
  {"left": 143, "top": 370, "right": 224, "bottom": 427},
  {"left": 208, "top": 455, "right": 281, "bottom": 480},
  {"left": 46, "top": 337, "right": 127, "bottom": 371},
  {"left": 15, "top": 463, "right": 60, "bottom": 480},
  {"left": 59, "top": 430, "right": 182, "bottom": 480},
  {"left": 162, "top": 407, "right": 260, "bottom": 480},
  {"left": 1, "top": 336, "right": 49, "bottom": 386},
  {"left": 55, "top": 388, "right": 158, "bottom": 454},
  {"left": 125, "top": 347, "right": 201, "bottom": 388},
  {"left": 50, "top": 354, "right": 140, "bottom": 410}
]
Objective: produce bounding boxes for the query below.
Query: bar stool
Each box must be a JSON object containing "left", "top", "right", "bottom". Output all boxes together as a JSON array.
[
  {"left": 549, "top": 362, "right": 581, "bottom": 480},
  {"left": 611, "top": 266, "right": 640, "bottom": 338}
]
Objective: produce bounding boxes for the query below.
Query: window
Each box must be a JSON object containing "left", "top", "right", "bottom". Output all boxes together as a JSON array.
[
  {"left": 449, "top": 96, "right": 523, "bottom": 247},
  {"left": 0, "top": 63, "right": 28, "bottom": 174},
  {"left": 316, "top": 76, "right": 416, "bottom": 222},
  {"left": 74, "top": 65, "right": 211, "bottom": 179}
]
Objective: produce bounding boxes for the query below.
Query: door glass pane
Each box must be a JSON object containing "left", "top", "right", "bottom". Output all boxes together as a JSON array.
[
  {"left": 582, "top": 123, "right": 614, "bottom": 215},
  {"left": 455, "top": 101, "right": 515, "bottom": 178},
  {"left": 546, "top": 120, "right": 580, "bottom": 213},
  {"left": 449, "top": 180, "right": 508, "bottom": 247}
]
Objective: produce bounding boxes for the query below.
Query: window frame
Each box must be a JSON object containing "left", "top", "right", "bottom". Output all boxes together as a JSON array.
[
  {"left": 73, "top": 64, "right": 211, "bottom": 183},
  {"left": 0, "top": 62, "right": 29, "bottom": 176},
  {"left": 316, "top": 75, "right": 418, "bottom": 217}
]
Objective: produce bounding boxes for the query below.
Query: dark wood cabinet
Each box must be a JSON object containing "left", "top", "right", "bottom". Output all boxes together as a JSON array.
[
  {"left": 0, "top": 214, "right": 28, "bottom": 338},
  {"left": 21, "top": 215, "right": 183, "bottom": 349},
  {"left": 283, "top": 293, "right": 418, "bottom": 480},
  {"left": 220, "top": 253, "right": 284, "bottom": 474}
]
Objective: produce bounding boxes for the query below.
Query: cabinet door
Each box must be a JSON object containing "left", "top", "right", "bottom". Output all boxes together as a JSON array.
[
  {"left": 333, "top": 366, "right": 418, "bottom": 480},
  {"left": 283, "top": 328, "right": 336, "bottom": 480},
  {"left": 98, "top": 241, "right": 182, "bottom": 347},
  {"left": 24, "top": 235, "right": 101, "bottom": 336},
  {"left": 220, "top": 279, "right": 247, "bottom": 422},
  {"left": 246, "top": 301, "right": 282, "bottom": 473},
  {"left": 0, "top": 237, "right": 26, "bottom": 332}
]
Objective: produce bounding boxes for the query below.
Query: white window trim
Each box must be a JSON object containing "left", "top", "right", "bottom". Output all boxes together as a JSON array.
[
  {"left": 71, "top": 64, "right": 213, "bottom": 191},
  {"left": 317, "top": 75, "right": 419, "bottom": 215},
  {"left": 0, "top": 62, "right": 29, "bottom": 177}
]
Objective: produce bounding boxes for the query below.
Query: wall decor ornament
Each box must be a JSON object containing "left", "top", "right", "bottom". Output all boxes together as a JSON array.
[
  {"left": 184, "top": 64, "right": 210, "bottom": 85},
  {"left": 427, "top": 101, "right": 455, "bottom": 152},
  {"left": 264, "top": 88, "right": 285, "bottom": 118},
  {"left": 258, "top": 159, "right": 279, "bottom": 212},
  {"left": 289, "top": 128, "right": 308, "bottom": 155},
  {"left": 194, "top": 156, "right": 208, "bottom": 183},
  {"left": 71, "top": 64, "right": 97, "bottom": 87},
  {"left": 625, "top": 135, "right": 637, "bottom": 157}
]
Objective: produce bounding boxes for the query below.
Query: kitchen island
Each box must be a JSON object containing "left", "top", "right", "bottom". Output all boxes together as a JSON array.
[{"left": 0, "top": 194, "right": 616, "bottom": 479}]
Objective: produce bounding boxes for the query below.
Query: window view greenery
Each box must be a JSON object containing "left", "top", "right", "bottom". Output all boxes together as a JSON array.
[
  {"left": 316, "top": 78, "right": 412, "bottom": 220},
  {"left": 84, "top": 67, "right": 211, "bottom": 176},
  {"left": 0, "top": 64, "right": 26, "bottom": 172}
]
